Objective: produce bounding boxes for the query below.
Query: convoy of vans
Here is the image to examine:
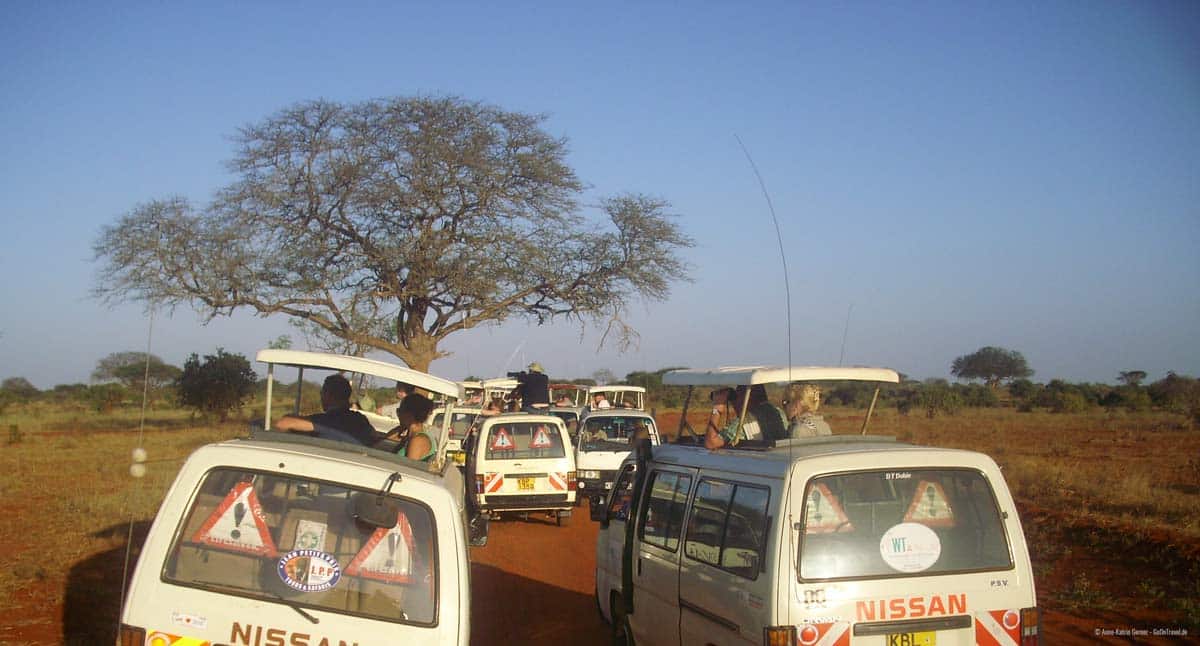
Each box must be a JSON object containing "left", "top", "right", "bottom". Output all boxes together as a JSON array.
[{"left": 120, "top": 358, "right": 1039, "bottom": 646}]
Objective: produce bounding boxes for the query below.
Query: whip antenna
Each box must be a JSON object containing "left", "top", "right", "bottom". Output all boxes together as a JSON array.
[
  {"left": 734, "top": 135, "right": 792, "bottom": 372},
  {"left": 118, "top": 307, "right": 155, "bottom": 642},
  {"left": 839, "top": 303, "right": 853, "bottom": 366}
]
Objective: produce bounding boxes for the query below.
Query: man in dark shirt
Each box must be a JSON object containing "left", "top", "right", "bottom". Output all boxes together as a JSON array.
[
  {"left": 512, "top": 362, "right": 551, "bottom": 412},
  {"left": 274, "top": 374, "right": 378, "bottom": 446}
]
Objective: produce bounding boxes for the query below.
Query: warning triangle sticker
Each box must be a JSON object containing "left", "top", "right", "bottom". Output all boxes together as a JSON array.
[
  {"left": 530, "top": 425, "right": 553, "bottom": 449},
  {"left": 904, "top": 480, "right": 957, "bottom": 527},
  {"left": 804, "top": 483, "right": 853, "bottom": 534},
  {"left": 345, "top": 512, "right": 418, "bottom": 583},
  {"left": 490, "top": 427, "right": 514, "bottom": 451},
  {"left": 191, "top": 481, "right": 278, "bottom": 557}
]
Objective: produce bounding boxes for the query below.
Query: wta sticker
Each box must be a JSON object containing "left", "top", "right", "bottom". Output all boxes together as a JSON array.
[
  {"left": 277, "top": 549, "right": 342, "bottom": 593},
  {"left": 880, "top": 522, "right": 942, "bottom": 573}
]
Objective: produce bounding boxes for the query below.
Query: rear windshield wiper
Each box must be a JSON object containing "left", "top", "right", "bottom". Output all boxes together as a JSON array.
[{"left": 185, "top": 578, "right": 320, "bottom": 624}]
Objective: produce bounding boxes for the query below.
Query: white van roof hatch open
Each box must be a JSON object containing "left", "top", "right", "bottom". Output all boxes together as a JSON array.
[
  {"left": 663, "top": 365, "right": 900, "bottom": 439},
  {"left": 255, "top": 349, "right": 463, "bottom": 467}
]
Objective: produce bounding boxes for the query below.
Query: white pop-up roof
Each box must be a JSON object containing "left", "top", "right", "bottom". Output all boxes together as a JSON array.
[
  {"left": 256, "top": 349, "right": 462, "bottom": 400},
  {"left": 662, "top": 366, "right": 900, "bottom": 387}
]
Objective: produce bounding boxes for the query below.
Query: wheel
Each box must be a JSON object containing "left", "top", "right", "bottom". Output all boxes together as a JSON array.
[
  {"left": 610, "top": 594, "right": 634, "bottom": 646},
  {"left": 595, "top": 581, "right": 608, "bottom": 624}
]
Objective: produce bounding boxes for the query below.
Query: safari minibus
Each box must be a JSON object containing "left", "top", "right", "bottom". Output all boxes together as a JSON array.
[
  {"left": 467, "top": 412, "right": 577, "bottom": 525},
  {"left": 592, "top": 366, "right": 1040, "bottom": 646},
  {"left": 574, "top": 408, "right": 661, "bottom": 505},
  {"left": 119, "top": 351, "right": 484, "bottom": 646}
]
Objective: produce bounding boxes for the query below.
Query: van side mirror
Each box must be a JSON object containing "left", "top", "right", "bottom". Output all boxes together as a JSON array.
[{"left": 590, "top": 495, "right": 609, "bottom": 525}]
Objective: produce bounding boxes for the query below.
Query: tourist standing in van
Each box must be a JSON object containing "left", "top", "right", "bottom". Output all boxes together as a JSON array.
[
  {"left": 704, "top": 384, "right": 787, "bottom": 448},
  {"left": 274, "top": 374, "right": 377, "bottom": 446},
  {"left": 786, "top": 383, "right": 833, "bottom": 436},
  {"left": 382, "top": 392, "right": 439, "bottom": 461},
  {"left": 511, "top": 361, "right": 551, "bottom": 412}
]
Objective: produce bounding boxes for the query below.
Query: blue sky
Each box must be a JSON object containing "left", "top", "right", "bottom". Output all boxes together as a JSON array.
[{"left": 1, "top": 2, "right": 1197, "bottom": 389}]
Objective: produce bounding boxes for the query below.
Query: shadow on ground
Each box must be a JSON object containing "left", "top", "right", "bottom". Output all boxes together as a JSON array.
[
  {"left": 470, "top": 563, "right": 608, "bottom": 646},
  {"left": 63, "top": 521, "right": 152, "bottom": 645}
]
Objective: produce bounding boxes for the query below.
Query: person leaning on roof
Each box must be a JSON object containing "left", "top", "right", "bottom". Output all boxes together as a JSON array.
[
  {"left": 592, "top": 392, "right": 612, "bottom": 409},
  {"left": 786, "top": 384, "right": 832, "bottom": 437},
  {"left": 274, "top": 374, "right": 377, "bottom": 446},
  {"left": 704, "top": 384, "right": 788, "bottom": 449}
]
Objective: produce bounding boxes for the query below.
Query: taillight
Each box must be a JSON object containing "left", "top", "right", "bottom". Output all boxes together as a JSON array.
[
  {"left": 474, "top": 474, "right": 484, "bottom": 494},
  {"left": 1020, "top": 606, "right": 1040, "bottom": 645},
  {"left": 567, "top": 471, "right": 576, "bottom": 489},
  {"left": 763, "top": 625, "right": 796, "bottom": 646},
  {"left": 118, "top": 623, "right": 145, "bottom": 646}
]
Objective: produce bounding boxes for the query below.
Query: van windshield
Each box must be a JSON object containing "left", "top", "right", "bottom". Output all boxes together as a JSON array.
[
  {"left": 578, "top": 416, "right": 655, "bottom": 452},
  {"left": 483, "top": 422, "right": 565, "bottom": 459},
  {"left": 163, "top": 468, "right": 438, "bottom": 625},
  {"left": 798, "top": 468, "right": 1012, "bottom": 581}
]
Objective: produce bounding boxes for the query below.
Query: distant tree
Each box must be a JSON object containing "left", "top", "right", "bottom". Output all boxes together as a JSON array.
[
  {"left": 87, "top": 383, "right": 128, "bottom": 413},
  {"left": 176, "top": 349, "right": 257, "bottom": 421},
  {"left": 1, "top": 377, "right": 39, "bottom": 400},
  {"left": 93, "top": 96, "right": 694, "bottom": 372},
  {"left": 1147, "top": 372, "right": 1200, "bottom": 426},
  {"left": 1117, "top": 370, "right": 1147, "bottom": 387},
  {"left": 1007, "top": 378, "right": 1038, "bottom": 402},
  {"left": 592, "top": 369, "right": 617, "bottom": 386},
  {"left": 950, "top": 346, "right": 1033, "bottom": 388},
  {"left": 92, "top": 351, "right": 181, "bottom": 392}
]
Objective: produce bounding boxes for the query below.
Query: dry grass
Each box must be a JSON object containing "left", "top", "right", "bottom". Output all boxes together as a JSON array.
[{"left": 1, "top": 402, "right": 1197, "bottom": 638}]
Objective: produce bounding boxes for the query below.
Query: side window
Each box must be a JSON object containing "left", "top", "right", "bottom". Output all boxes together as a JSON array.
[
  {"left": 684, "top": 478, "right": 771, "bottom": 580},
  {"left": 607, "top": 465, "right": 638, "bottom": 522},
  {"left": 638, "top": 470, "right": 693, "bottom": 552}
]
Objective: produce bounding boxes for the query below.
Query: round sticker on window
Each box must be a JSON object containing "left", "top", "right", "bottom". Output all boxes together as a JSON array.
[
  {"left": 879, "top": 522, "right": 941, "bottom": 573},
  {"left": 277, "top": 549, "right": 342, "bottom": 592}
]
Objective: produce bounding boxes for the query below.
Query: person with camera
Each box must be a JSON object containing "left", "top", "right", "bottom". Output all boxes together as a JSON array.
[{"left": 508, "top": 362, "right": 551, "bottom": 412}]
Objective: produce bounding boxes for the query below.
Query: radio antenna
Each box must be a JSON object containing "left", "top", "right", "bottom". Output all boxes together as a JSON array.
[
  {"left": 839, "top": 303, "right": 853, "bottom": 366},
  {"left": 734, "top": 135, "right": 792, "bottom": 372}
]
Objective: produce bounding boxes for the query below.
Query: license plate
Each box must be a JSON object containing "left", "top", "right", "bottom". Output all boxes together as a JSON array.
[
  {"left": 452, "top": 451, "right": 465, "bottom": 465},
  {"left": 518, "top": 477, "right": 535, "bottom": 491},
  {"left": 887, "top": 631, "right": 935, "bottom": 646}
]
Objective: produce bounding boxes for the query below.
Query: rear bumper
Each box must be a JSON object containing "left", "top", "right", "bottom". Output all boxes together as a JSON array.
[{"left": 479, "top": 493, "right": 573, "bottom": 511}]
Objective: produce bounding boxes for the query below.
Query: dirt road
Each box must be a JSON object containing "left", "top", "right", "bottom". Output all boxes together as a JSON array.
[{"left": 470, "top": 510, "right": 608, "bottom": 646}]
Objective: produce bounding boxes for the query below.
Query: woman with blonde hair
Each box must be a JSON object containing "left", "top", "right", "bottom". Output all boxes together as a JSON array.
[{"left": 786, "top": 384, "right": 832, "bottom": 437}]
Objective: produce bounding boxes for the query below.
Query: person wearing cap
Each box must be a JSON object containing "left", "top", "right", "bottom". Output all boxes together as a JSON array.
[
  {"left": 274, "top": 374, "right": 377, "bottom": 446},
  {"left": 511, "top": 362, "right": 551, "bottom": 413}
]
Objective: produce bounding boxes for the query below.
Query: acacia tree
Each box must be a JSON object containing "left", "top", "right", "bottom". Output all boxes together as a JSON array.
[
  {"left": 93, "top": 96, "right": 693, "bottom": 371},
  {"left": 91, "top": 351, "right": 181, "bottom": 392},
  {"left": 950, "top": 346, "right": 1033, "bottom": 388}
]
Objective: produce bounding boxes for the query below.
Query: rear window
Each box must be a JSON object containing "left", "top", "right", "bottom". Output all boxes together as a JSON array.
[
  {"left": 799, "top": 468, "right": 1012, "bottom": 581},
  {"left": 483, "top": 422, "right": 566, "bottom": 459},
  {"left": 579, "top": 416, "right": 655, "bottom": 452},
  {"left": 164, "top": 468, "right": 438, "bottom": 625}
]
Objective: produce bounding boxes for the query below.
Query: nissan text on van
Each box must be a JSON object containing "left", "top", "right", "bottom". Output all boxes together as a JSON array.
[{"left": 593, "top": 366, "right": 1040, "bottom": 646}]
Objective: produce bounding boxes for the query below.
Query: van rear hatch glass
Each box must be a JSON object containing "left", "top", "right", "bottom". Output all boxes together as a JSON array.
[
  {"left": 163, "top": 467, "right": 438, "bottom": 625},
  {"left": 799, "top": 468, "right": 1012, "bottom": 581}
]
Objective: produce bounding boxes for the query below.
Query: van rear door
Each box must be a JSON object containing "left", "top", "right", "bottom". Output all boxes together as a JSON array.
[{"left": 790, "top": 464, "right": 1037, "bottom": 645}]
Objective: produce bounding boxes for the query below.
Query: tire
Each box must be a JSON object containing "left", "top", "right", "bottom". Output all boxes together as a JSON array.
[{"left": 595, "top": 581, "right": 608, "bottom": 624}]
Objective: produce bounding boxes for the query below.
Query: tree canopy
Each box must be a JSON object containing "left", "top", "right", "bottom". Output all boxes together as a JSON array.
[
  {"left": 950, "top": 346, "right": 1033, "bottom": 388},
  {"left": 91, "top": 351, "right": 181, "bottom": 391},
  {"left": 93, "top": 96, "right": 693, "bottom": 370}
]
